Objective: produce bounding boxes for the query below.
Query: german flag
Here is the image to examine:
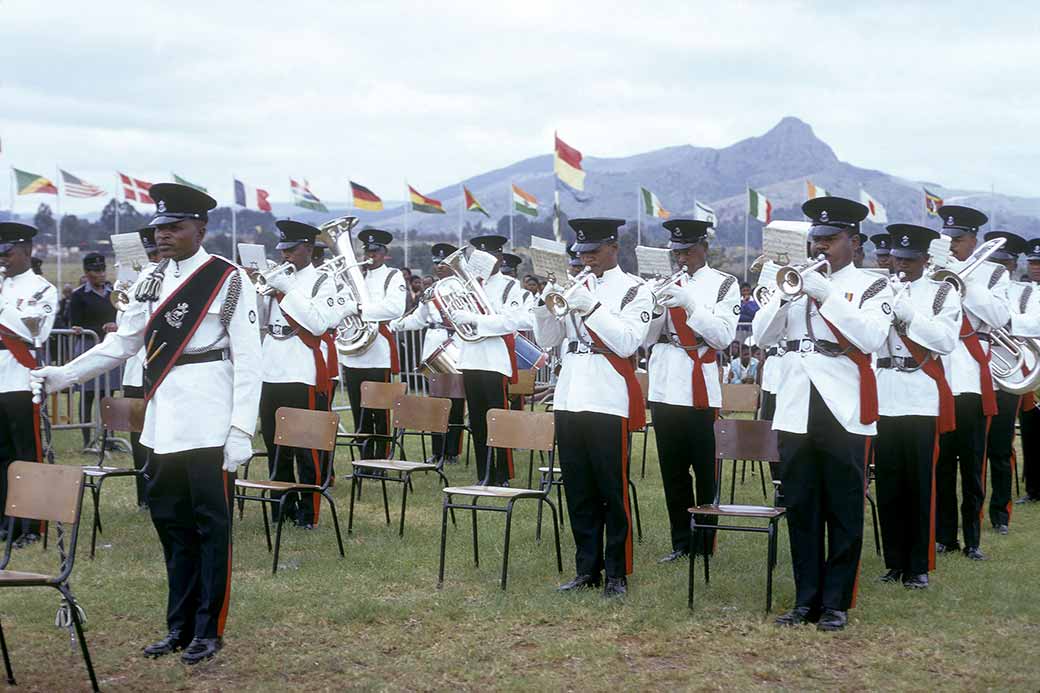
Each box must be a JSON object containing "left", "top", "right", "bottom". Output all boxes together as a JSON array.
[
  {"left": 409, "top": 185, "right": 446, "bottom": 214},
  {"left": 14, "top": 168, "right": 57, "bottom": 196},
  {"left": 350, "top": 181, "right": 383, "bottom": 211}
]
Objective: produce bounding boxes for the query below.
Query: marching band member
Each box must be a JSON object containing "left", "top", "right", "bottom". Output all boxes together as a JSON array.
[
  {"left": 934, "top": 206, "right": 1008, "bottom": 561},
  {"left": 754, "top": 261, "right": 783, "bottom": 422},
  {"left": 252, "top": 220, "right": 337, "bottom": 528},
  {"left": 870, "top": 233, "right": 892, "bottom": 271},
  {"left": 1017, "top": 238, "right": 1040, "bottom": 505},
  {"left": 532, "top": 218, "right": 653, "bottom": 598},
  {"left": 874, "top": 224, "right": 960, "bottom": 590},
  {"left": 31, "top": 183, "right": 261, "bottom": 664},
  {"left": 752, "top": 197, "right": 892, "bottom": 631},
  {"left": 0, "top": 222, "right": 57, "bottom": 547},
  {"left": 643, "top": 219, "right": 738, "bottom": 563}
]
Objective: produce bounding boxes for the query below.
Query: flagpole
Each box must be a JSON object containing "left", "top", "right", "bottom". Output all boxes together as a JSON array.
[
  {"left": 553, "top": 188, "right": 561, "bottom": 243},
  {"left": 636, "top": 186, "right": 642, "bottom": 247},
  {"left": 508, "top": 182, "right": 514, "bottom": 250},
  {"left": 113, "top": 173, "right": 120, "bottom": 234},
  {"left": 404, "top": 182, "right": 411, "bottom": 269},
  {"left": 743, "top": 183, "right": 750, "bottom": 282},
  {"left": 9, "top": 168, "right": 14, "bottom": 220},
  {"left": 457, "top": 185, "right": 464, "bottom": 249},
  {"left": 55, "top": 165, "right": 63, "bottom": 285}
]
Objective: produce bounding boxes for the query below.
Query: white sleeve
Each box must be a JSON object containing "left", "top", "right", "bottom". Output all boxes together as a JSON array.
[
  {"left": 687, "top": 276, "right": 739, "bottom": 351},
  {"left": 228, "top": 269, "right": 262, "bottom": 436},
  {"left": 361, "top": 270, "right": 407, "bottom": 322},
  {"left": 583, "top": 283, "right": 653, "bottom": 358}
]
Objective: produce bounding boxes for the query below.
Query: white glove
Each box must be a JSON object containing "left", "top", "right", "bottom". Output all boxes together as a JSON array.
[
  {"left": 657, "top": 283, "right": 697, "bottom": 312},
  {"left": 892, "top": 293, "right": 915, "bottom": 323},
  {"left": 29, "top": 366, "right": 75, "bottom": 404},
  {"left": 262, "top": 269, "right": 294, "bottom": 294},
  {"left": 928, "top": 236, "right": 952, "bottom": 269},
  {"left": 452, "top": 310, "right": 481, "bottom": 327},
  {"left": 539, "top": 282, "right": 558, "bottom": 303},
  {"left": 334, "top": 298, "right": 359, "bottom": 321},
  {"left": 565, "top": 283, "right": 596, "bottom": 316},
  {"left": 388, "top": 316, "right": 403, "bottom": 331},
  {"left": 800, "top": 271, "right": 832, "bottom": 302},
  {"left": 223, "top": 427, "right": 253, "bottom": 473}
]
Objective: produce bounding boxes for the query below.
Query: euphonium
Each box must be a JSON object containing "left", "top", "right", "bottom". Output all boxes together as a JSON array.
[
  {"left": 430, "top": 247, "right": 496, "bottom": 342},
  {"left": 543, "top": 267, "right": 594, "bottom": 319},
  {"left": 316, "top": 215, "right": 380, "bottom": 356},
  {"left": 255, "top": 261, "right": 295, "bottom": 296},
  {"left": 776, "top": 255, "right": 830, "bottom": 298},
  {"left": 991, "top": 284, "right": 1040, "bottom": 395}
]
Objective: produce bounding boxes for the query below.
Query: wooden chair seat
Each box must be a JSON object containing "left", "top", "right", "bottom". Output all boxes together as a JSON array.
[
  {"left": 0, "top": 569, "right": 56, "bottom": 586},
  {"left": 443, "top": 485, "right": 543, "bottom": 499},
  {"left": 352, "top": 459, "right": 437, "bottom": 473},
  {"left": 689, "top": 504, "right": 785, "bottom": 519},
  {"left": 235, "top": 479, "right": 321, "bottom": 493},
  {"left": 82, "top": 466, "right": 135, "bottom": 477}
]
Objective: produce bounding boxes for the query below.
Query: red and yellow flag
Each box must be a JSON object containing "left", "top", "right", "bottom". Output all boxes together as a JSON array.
[
  {"left": 409, "top": 185, "right": 446, "bottom": 214},
  {"left": 350, "top": 181, "right": 383, "bottom": 211},
  {"left": 464, "top": 186, "right": 489, "bottom": 217},
  {"left": 554, "top": 133, "right": 585, "bottom": 191},
  {"left": 14, "top": 168, "right": 57, "bottom": 196}
]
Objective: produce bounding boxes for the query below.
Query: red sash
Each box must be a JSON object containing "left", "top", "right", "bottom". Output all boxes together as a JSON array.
[
  {"left": 275, "top": 293, "right": 339, "bottom": 397},
  {"left": 0, "top": 329, "right": 38, "bottom": 370},
  {"left": 667, "top": 307, "right": 716, "bottom": 409},
  {"left": 818, "top": 309, "right": 878, "bottom": 425},
  {"left": 899, "top": 336, "right": 956, "bottom": 434},
  {"left": 586, "top": 328, "right": 646, "bottom": 431},
  {"left": 501, "top": 333, "right": 520, "bottom": 384},
  {"left": 377, "top": 323, "right": 400, "bottom": 375},
  {"left": 959, "top": 315, "right": 998, "bottom": 417}
]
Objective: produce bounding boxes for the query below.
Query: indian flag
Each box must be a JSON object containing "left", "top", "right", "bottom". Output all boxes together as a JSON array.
[
  {"left": 512, "top": 184, "right": 538, "bottom": 217},
  {"left": 409, "top": 185, "right": 446, "bottom": 214},
  {"left": 640, "top": 186, "right": 670, "bottom": 219},
  {"left": 464, "top": 186, "right": 489, "bottom": 217},
  {"left": 350, "top": 181, "right": 383, "bottom": 211},
  {"left": 806, "top": 180, "right": 828, "bottom": 200},
  {"left": 554, "top": 133, "right": 585, "bottom": 191},
  {"left": 748, "top": 188, "right": 772, "bottom": 224},
  {"left": 291, "top": 178, "right": 328, "bottom": 212},
  {"left": 14, "top": 168, "right": 57, "bottom": 196},
  {"left": 859, "top": 189, "right": 888, "bottom": 223}
]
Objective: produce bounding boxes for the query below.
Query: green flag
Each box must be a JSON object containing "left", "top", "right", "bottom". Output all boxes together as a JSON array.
[{"left": 173, "top": 173, "right": 208, "bottom": 193}]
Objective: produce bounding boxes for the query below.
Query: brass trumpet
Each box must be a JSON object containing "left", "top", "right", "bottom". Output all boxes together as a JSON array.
[
  {"left": 255, "top": 261, "right": 295, "bottom": 296},
  {"left": 647, "top": 265, "right": 690, "bottom": 316},
  {"left": 110, "top": 280, "right": 133, "bottom": 311},
  {"left": 776, "top": 255, "right": 830, "bottom": 299},
  {"left": 543, "top": 267, "right": 594, "bottom": 319}
]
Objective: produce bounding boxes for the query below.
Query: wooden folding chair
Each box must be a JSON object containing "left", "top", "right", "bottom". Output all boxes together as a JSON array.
[
  {"left": 80, "top": 397, "right": 146, "bottom": 559},
  {"left": 438, "top": 409, "right": 562, "bottom": 590},
  {"left": 719, "top": 384, "right": 769, "bottom": 502},
  {"left": 510, "top": 369, "right": 546, "bottom": 488},
  {"left": 234, "top": 407, "right": 343, "bottom": 574},
  {"left": 427, "top": 373, "right": 469, "bottom": 466},
  {"left": 348, "top": 395, "right": 455, "bottom": 537},
  {"left": 337, "top": 381, "right": 407, "bottom": 463},
  {"left": 0, "top": 462, "right": 98, "bottom": 691}
]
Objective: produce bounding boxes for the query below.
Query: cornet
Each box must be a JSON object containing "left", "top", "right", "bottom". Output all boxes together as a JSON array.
[
  {"left": 255, "top": 262, "right": 295, "bottom": 296},
  {"left": 647, "top": 265, "right": 690, "bottom": 316},
  {"left": 110, "top": 280, "right": 133, "bottom": 311},
  {"left": 543, "top": 267, "right": 594, "bottom": 319},
  {"left": 776, "top": 255, "right": 830, "bottom": 299}
]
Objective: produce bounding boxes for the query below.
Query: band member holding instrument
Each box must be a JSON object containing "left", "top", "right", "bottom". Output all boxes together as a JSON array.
[
  {"left": 935, "top": 206, "right": 1008, "bottom": 561},
  {"left": 533, "top": 218, "right": 653, "bottom": 598},
  {"left": 252, "top": 220, "right": 338, "bottom": 528},
  {"left": 32, "top": 183, "right": 261, "bottom": 664},
  {"left": 643, "top": 219, "right": 738, "bottom": 563},
  {"left": 1017, "top": 238, "right": 1040, "bottom": 505},
  {"left": 753, "top": 197, "right": 892, "bottom": 631},
  {"left": 0, "top": 222, "right": 57, "bottom": 547},
  {"left": 875, "top": 224, "right": 960, "bottom": 590},
  {"left": 870, "top": 233, "right": 892, "bottom": 272}
]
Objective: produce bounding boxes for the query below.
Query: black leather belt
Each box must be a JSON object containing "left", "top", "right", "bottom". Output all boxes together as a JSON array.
[
  {"left": 785, "top": 339, "right": 845, "bottom": 357},
  {"left": 174, "top": 349, "right": 229, "bottom": 367},
  {"left": 656, "top": 334, "right": 704, "bottom": 350},
  {"left": 877, "top": 356, "right": 921, "bottom": 370},
  {"left": 766, "top": 346, "right": 784, "bottom": 357},
  {"left": 566, "top": 342, "right": 613, "bottom": 356},
  {"left": 266, "top": 324, "right": 297, "bottom": 337}
]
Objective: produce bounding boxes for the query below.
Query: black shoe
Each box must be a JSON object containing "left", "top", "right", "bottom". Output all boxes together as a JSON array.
[
  {"left": 143, "top": 630, "right": 191, "bottom": 658},
  {"left": 775, "top": 606, "right": 816, "bottom": 627},
  {"left": 657, "top": 549, "right": 689, "bottom": 564},
  {"left": 603, "top": 576, "right": 627, "bottom": 598},
  {"left": 995, "top": 524, "right": 1009, "bottom": 535},
  {"left": 903, "top": 573, "right": 929, "bottom": 589},
  {"left": 964, "top": 546, "right": 987, "bottom": 561},
  {"left": 935, "top": 542, "right": 960, "bottom": 554},
  {"left": 1014, "top": 494, "right": 1040, "bottom": 505},
  {"left": 817, "top": 609, "right": 848, "bottom": 632},
  {"left": 557, "top": 574, "right": 601, "bottom": 592},
  {"left": 879, "top": 569, "right": 902, "bottom": 584},
  {"left": 180, "top": 637, "right": 222, "bottom": 665}
]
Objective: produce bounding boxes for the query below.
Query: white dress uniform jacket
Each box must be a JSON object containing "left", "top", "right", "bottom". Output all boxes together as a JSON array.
[
  {"left": 877, "top": 278, "right": 961, "bottom": 417},
  {"left": 62, "top": 248, "right": 262, "bottom": 454},
  {"left": 457, "top": 271, "right": 526, "bottom": 377},
  {"left": 752, "top": 263, "right": 893, "bottom": 435},
  {"left": 940, "top": 260, "right": 1009, "bottom": 395},
  {"left": 643, "top": 265, "right": 739, "bottom": 408},
  {"left": 0, "top": 269, "right": 57, "bottom": 393},
  {"left": 258, "top": 263, "right": 335, "bottom": 385},
  {"left": 1008, "top": 280, "right": 1040, "bottom": 337},
  {"left": 120, "top": 261, "right": 156, "bottom": 390},
  {"left": 338, "top": 263, "right": 406, "bottom": 369},
  {"left": 391, "top": 296, "right": 450, "bottom": 362},
  {"left": 532, "top": 265, "right": 653, "bottom": 418}
]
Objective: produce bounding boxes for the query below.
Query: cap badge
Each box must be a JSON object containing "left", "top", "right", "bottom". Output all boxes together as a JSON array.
[
  {"left": 820, "top": 210, "right": 829, "bottom": 222},
  {"left": 157, "top": 200, "right": 167, "bottom": 213},
  {"left": 901, "top": 235, "right": 910, "bottom": 247},
  {"left": 576, "top": 229, "right": 586, "bottom": 241},
  {"left": 947, "top": 216, "right": 954, "bottom": 225}
]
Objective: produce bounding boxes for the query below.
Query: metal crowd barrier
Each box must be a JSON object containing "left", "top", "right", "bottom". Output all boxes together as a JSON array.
[{"left": 42, "top": 329, "right": 123, "bottom": 452}]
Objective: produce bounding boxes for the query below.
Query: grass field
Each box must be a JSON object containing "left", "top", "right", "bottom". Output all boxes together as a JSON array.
[{"left": 2, "top": 418, "right": 1039, "bottom": 692}]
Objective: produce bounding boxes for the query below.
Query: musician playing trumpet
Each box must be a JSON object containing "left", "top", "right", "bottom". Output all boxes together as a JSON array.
[
  {"left": 752, "top": 197, "right": 892, "bottom": 631},
  {"left": 642, "top": 219, "right": 739, "bottom": 563}
]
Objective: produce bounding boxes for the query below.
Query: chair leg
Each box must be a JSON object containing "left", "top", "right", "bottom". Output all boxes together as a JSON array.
[
  {"left": 260, "top": 496, "right": 272, "bottom": 552},
  {"left": 628, "top": 479, "right": 643, "bottom": 543},
  {"left": 58, "top": 586, "right": 98, "bottom": 692},
  {"left": 89, "top": 484, "right": 101, "bottom": 560},
  {"left": 729, "top": 461, "right": 737, "bottom": 504},
  {"left": 740, "top": 459, "right": 747, "bottom": 484},
  {"left": 526, "top": 451, "right": 534, "bottom": 489},
  {"left": 500, "top": 500, "right": 515, "bottom": 590},
  {"left": 272, "top": 496, "right": 289, "bottom": 574},
  {"left": 323, "top": 492, "right": 345, "bottom": 558},
  {"left": 434, "top": 470, "right": 457, "bottom": 526},
  {"left": 347, "top": 476, "right": 358, "bottom": 534},
  {"left": 398, "top": 474, "right": 410, "bottom": 537},
  {"left": 545, "top": 498, "right": 563, "bottom": 573},
  {"left": 536, "top": 475, "right": 546, "bottom": 543},
  {"left": 640, "top": 429, "right": 648, "bottom": 479},
  {"left": 687, "top": 518, "right": 696, "bottom": 609},
  {"left": 766, "top": 521, "right": 777, "bottom": 613},
  {"left": 437, "top": 495, "right": 450, "bottom": 588},
  {"left": 91, "top": 482, "right": 104, "bottom": 536},
  {"left": 471, "top": 501, "right": 480, "bottom": 567},
  {"left": 380, "top": 479, "right": 391, "bottom": 526},
  {"left": 758, "top": 461, "right": 768, "bottom": 501},
  {"left": 867, "top": 490, "right": 882, "bottom": 557},
  {"left": 556, "top": 479, "right": 565, "bottom": 528},
  {"left": 0, "top": 617, "right": 14, "bottom": 685}
]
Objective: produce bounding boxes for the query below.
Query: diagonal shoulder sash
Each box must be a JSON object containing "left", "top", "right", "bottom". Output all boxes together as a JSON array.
[
  {"left": 899, "top": 336, "right": 956, "bottom": 433},
  {"left": 817, "top": 307, "right": 878, "bottom": 425},
  {"left": 0, "top": 329, "right": 38, "bottom": 370},
  {"left": 667, "top": 307, "right": 716, "bottom": 409},
  {"left": 143, "top": 257, "right": 235, "bottom": 401},
  {"left": 959, "top": 315, "right": 998, "bottom": 416},
  {"left": 586, "top": 328, "right": 646, "bottom": 431}
]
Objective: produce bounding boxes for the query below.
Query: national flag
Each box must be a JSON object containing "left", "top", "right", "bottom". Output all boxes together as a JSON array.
[
  {"left": 173, "top": 173, "right": 208, "bottom": 193},
  {"left": 291, "top": 178, "right": 328, "bottom": 212},
  {"left": 464, "top": 186, "right": 489, "bottom": 217},
  {"left": 554, "top": 133, "right": 585, "bottom": 191},
  {"left": 748, "top": 188, "right": 772, "bottom": 224},
  {"left": 640, "top": 186, "right": 670, "bottom": 219},
  {"left": 512, "top": 184, "right": 538, "bottom": 217},
  {"left": 234, "top": 178, "right": 272, "bottom": 212},
  {"left": 924, "top": 188, "right": 944, "bottom": 216},
  {"left": 350, "top": 181, "right": 383, "bottom": 211},
  {"left": 806, "top": 180, "right": 828, "bottom": 200},
  {"left": 694, "top": 200, "right": 717, "bottom": 227},
  {"left": 408, "top": 185, "right": 446, "bottom": 214},
  {"left": 119, "top": 172, "right": 153, "bottom": 204},
  {"left": 13, "top": 168, "right": 57, "bottom": 196},
  {"left": 59, "top": 169, "right": 106, "bottom": 198},
  {"left": 859, "top": 188, "right": 888, "bottom": 223}
]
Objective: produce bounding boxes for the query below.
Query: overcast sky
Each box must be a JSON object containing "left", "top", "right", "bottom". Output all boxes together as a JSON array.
[{"left": 2, "top": 0, "right": 1037, "bottom": 215}]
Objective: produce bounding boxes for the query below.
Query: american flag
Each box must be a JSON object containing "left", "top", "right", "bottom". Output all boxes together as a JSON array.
[
  {"left": 60, "top": 169, "right": 107, "bottom": 198},
  {"left": 119, "top": 172, "right": 154, "bottom": 204}
]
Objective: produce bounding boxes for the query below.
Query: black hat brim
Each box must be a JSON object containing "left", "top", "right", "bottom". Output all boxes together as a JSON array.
[
  {"left": 668, "top": 241, "right": 700, "bottom": 251},
  {"left": 275, "top": 240, "right": 308, "bottom": 250},
  {"left": 890, "top": 249, "right": 926, "bottom": 260},
  {"left": 150, "top": 212, "right": 205, "bottom": 226},
  {"left": 573, "top": 241, "right": 607, "bottom": 253}
]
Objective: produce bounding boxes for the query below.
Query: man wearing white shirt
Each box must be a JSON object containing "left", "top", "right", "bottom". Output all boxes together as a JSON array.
[{"left": 1017, "top": 239, "right": 1040, "bottom": 505}]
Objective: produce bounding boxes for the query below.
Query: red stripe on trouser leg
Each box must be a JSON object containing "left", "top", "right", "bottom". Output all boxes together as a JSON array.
[
  {"left": 621, "top": 422, "right": 633, "bottom": 575},
  {"left": 929, "top": 426, "right": 940, "bottom": 571},
  {"left": 216, "top": 471, "right": 233, "bottom": 637},
  {"left": 307, "top": 386, "right": 322, "bottom": 524},
  {"left": 849, "top": 436, "right": 872, "bottom": 610}
]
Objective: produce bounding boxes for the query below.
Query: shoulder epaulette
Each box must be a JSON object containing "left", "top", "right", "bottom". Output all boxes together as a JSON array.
[
  {"left": 620, "top": 284, "right": 640, "bottom": 310},
  {"left": 989, "top": 264, "right": 1006, "bottom": 289},
  {"left": 933, "top": 282, "right": 952, "bottom": 315},
  {"left": 500, "top": 278, "right": 516, "bottom": 305},
  {"left": 1020, "top": 283, "right": 1033, "bottom": 314},
  {"left": 383, "top": 267, "right": 399, "bottom": 292},
  {"left": 716, "top": 275, "right": 737, "bottom": 304},
  {"left": 859, "top": 277, "right": 888, "bottom": 307}
]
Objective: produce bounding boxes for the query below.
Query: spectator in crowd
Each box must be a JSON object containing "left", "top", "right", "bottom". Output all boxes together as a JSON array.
[
  {"left": 523, "top": 274, "right": 541, "bottom": 294},
  {"left": 30, "top": 256, "right": 43, "bottom": 275},
  {"left": 728, "top": 343, "right": 759, "bottom": 384},
  {"left": 68, "top": 253, "right": 119, "bottom": 447},
  {"left": 421, "top": 275, "right": 434, "bottom": 290},
  {"left": 738, "top": 282, "right": 759, "bottom": 323}
]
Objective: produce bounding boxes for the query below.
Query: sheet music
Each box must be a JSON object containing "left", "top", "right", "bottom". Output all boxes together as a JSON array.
[
  {"left": 466, "top": 248, "right": 498, "bottom": 282},
  {"left": 635, "top": 246, "right": 673, "bottom": 278},
  {"left": 110, "top": 233, "right": 149, "bottom": 281},
  {"left": 761, "top": 221, "right": 811, "bottom": 266},
  {"left": 237, "top": 243, "right": 268, "bottom": 271},
  {"left": 528, "top": 235, "right": 569, "bottom": 280}
]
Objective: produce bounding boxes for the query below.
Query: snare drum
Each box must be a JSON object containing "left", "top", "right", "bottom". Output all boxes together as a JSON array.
[
  {"left": 419, "top": 336, "right": 461, "bottom": 376},
  {"left": 514, "top": 333, "right": 549, "bottom": 371}
]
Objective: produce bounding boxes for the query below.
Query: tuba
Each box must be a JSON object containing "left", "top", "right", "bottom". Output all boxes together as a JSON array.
[
  {"left": 429, "top": 247, "right": 496, "bottom": 342},
  {"left": 316, "top": 216, "right": 380, "bottom": 356}
]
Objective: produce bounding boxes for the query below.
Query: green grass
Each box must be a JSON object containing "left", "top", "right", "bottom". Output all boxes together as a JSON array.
[{"left": 2, "top": 421, "right": 1039, "bottom": 692}]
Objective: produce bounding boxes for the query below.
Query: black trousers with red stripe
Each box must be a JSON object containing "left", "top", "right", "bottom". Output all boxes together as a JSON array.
[
  {"left": 123, "top": 385, "right": 149, "bottom": 507},
  {"left": 777, "top": 387, "right": 867, "bottom": 612},
  {"left": 431, "top": 397, "right": 465, "bottom": 458},
  {"left": 1020, "top": 404, "right": 1040, "bottom": 499},
  {"left": 987, "top": 389, "right": 1019, "bottom": 527},
  {"left": 259, "top": 381, "right": 328, "bottom": 525},
  {"left": 936, "top": 393, "right": 987, "bottom": 550},
  {"left": 147, "top": 446, "right": 233, "bottom": 640},
  {"left": 462, "top": 369, "right": 511, "bottom": 485},
  {"left": 650, "top": 402, "right": 717, "bottom": 555},
  {"left": 342, "top": 367, "right": 391, "bottom": 459},
  {"left": 876, "top": 415, "right": 937, "bottom": 577},
  {"left": 555, "top": 410, "right": 632, "bottom": 579},
  {"left": 0, "top": 391, "right": 40, "bottom": 542}
]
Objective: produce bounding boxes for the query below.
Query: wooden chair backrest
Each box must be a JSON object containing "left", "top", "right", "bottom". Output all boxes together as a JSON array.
[
  {"left": 393, "top": 395, "right": 450, "bottom": 434},
  {"left": 428, "top": 373, "right": 465, "bottom": 400},
  {"left": 6, "top": 462, "right": 83, "bottom": 525},
  {"left": 635, "top": 370, "right": 650, "bottom": 405},
  {"left": 486, "top": 409, "right": 554, "bottom": 452},
  {"left": 714, "top": 419, "right": 779, "bottom": 463},
  {"left": 508, "top": 370, "right": 536, "bottom": 397},
  {"left": 721, "top": 384, "right": 760, "bottom": 415},
  {"left": 361, "top": 381, "right": 408, "bottom": 411},
  {"left": 274, "top": 407, "right": 340, "bottom": 452},
  {"left": 101, "top": 397, "right": 146, "bottom": 433}
]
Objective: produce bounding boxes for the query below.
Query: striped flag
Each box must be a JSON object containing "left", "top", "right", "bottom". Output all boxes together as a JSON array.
[
  {"left": 119, "top": 172, "right": 153, "bottom": 204},
  {"left": 694, "top": 200, "right": 717, "bottom": 227},
  {"left": 173, "top": 173, "right": 208, "bottom": 193},
  {"left": 13, "top": 168, "right": 57, "bottom": 196},
  {"left": 554, "top": 133, "right": 585, "bottom": 191},
  {"left": 234, "top": 178, "right": 272, "bottom": 212},
  {"left": 859, "top": 189, "right": 888, "bottom": 223},
  {"left": 512, "top": 184, "right": 538, "bottom": 217},
  {"left": 748, "top": 188, "right": 772, "bottom": 224},
  {"left": 409, "top": 185, "right": 446, "bottom": 214},
  {"left": 350, "top": 181, "right": 383, "bottom": 211},
  {"left": 924, "top": 188, "right": 943, "bottom": 216},
  {"left": 59, "top": 169, "right": 107, "bottom": 198},
  {"left": 640, "top": 186, "right": 670, "bottom": 219},
  {"left": 463, "top": 186, "right": 489, "bottom": 217},
  {"left": 291, "top": 178, "right": 328, "bottom": 212},
  {"left": 806, "top": 180, "right": 828, "bottom": 200}
]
